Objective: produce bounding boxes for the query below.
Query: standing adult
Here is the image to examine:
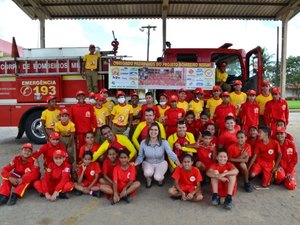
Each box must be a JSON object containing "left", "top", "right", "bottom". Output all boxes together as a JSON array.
[
  {"left": 135, "top": 122, "right": 181, "bottom": 188},
  {"left": 82, "top": 44, "right": 101, "bottom": 93},
  {"left": 255, "top": 81, "right": 273, "bottom": 125}
]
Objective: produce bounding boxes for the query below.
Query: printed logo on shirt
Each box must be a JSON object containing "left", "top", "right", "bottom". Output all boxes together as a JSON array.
[
  {"left": 190, "top": 176, "right": 196, "bottom": 182},
  {"left": 287, "top": 148, "right": 293, "bottom": 155},
  {"left": 254, "top": 108, "right": 259, "bottom": 113},
  {"left": 178, "top": 113, "right": 182, "bottom": 118},
  {"left": 24, "top": 168, "right": 31, "bottom": 173},
  {"left": 127, "top": 172, "right": 130, "bottom": 179},
  {"left": 228, "top": 113, "right": 234, "bottom": 116},
  {"left": 208, "top": 153, "right": 212, "bottom": 159},
  {"left": 268, "top": 149, "right": 274, "bottom": 155},
  {"left": 47, "top": 168, "right": 52, "bottom": 173},
  {"left": 85, "top": 111, "right": 91, "bottom": 117},
  {"left": 90, "top": 170, "right": 95, "bottom": 176},
  {"left": 64, "top": 167, "right": 71, "bottom": 173},
  {"left": 282, "top": 105, "right": 286, "bottom": 111},
  {"left": 125, "top": 109, "right": 129, "bottom": 113}
]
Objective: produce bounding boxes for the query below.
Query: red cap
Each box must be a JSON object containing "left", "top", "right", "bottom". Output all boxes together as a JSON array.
[
  {"left": 262, "top": 81, "right": 270, "bottom": 87},
  {"left": 178, "top": 88, "right": 187, "bottom": 93},
  {"left": 221, "top": 91, "right": 230, "bottom": 97},
  {"left": 247, "top": 90, "right": 256, "bottom": 95},
  {"left": 233, "top": 80, "right": 242, "bottom": 86},
  {"left": 160, "top": 92, "right": 168, "bottom": 98},
  {"left": 271, "top": 87, "right": 281, "bottom": 95},
  {"left": 22, "top": 143, "right": 33, "bottom": 151},
  {"left": 46, "top": 95, "right": 56, "bottom": 103},
  {"left": 194, "top": 88, "right": 204, "bottom": 94},
  {"left": 89, "top": 44, "right": 95, "bottom": 48},
  {"left": 131, "top": 91, "right": 139, "bottom": 97},
  {"left": 53, "top": 149, "right": 66, "bottom": 158},
  {"left": 276, "top": 126, "right": 286, "bottom": 133},
  {"left": 76, "top": 90, "right": 85, "bottom": 97},
  {"left": 89, "top": 92, "right": 96, "bottom": 98},
  {"left": 169, "top": 95, "right": 179, "bottom": 102},
  {"left": 95, "top": 94, "right": 105, "bottom": 101},
  {"left": 60, "top": 108, "right": 69, "bottom": 115},
  {"left": 100, "top": 88, "right": 108, "bottom": 94},
  {"left": 212, "top": 85, "right": 221, "bottom": 92},
  {"left": 220, "top": 62, "right": 227, "bottom": 67},
  {"left": 206, "top": 119, "right": 215, "bottom": 125},
  {"left": 50, "top": 131, "right": 60, "bottom": 139},
  {"left": 116, "top": 90, "right": 125, "bottom": 98}
]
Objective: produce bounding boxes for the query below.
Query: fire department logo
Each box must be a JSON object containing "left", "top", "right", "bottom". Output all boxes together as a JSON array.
[
  {"left": 127, "top": 172, "right": 130, "bottom": 179},
  {"left": 268, "top": 149, "right": 274, "bottom": 155},
  {"left": 255, "top": 108, "right": 259, "bottom": 113},
  {"left": 228, "top": 113, "right": 234, "bottom": 116},
  {"left": 90, "top": 170, "right": 95, "bottom": 176},
  {"left": 24, "top": 168, "right": 31, "bottom": 173},
  {"left": 287, "top": 148, "right": 293, "bottom": 155},
  {"left": 209, "top": 153, "right": 212, "bottom": 159},
  {"left": 190, "top": 176, "right": 196, "bottom": 182},
  {"left": 20, "top": 86, "right": 32, "bottom": 96},
  {"left": 282, "top": 105, "right": 286, "bottom": 110},
  {"left": 178, "top": 113, "right": 182, "bottom": 118},
  {"left": 125, "top": 109, "right": 129, "bottom": 113},
  {"left": 85, "top": 111, "right": 91, "bottom": 117},
  {"left": 117, "top": 115, "right": 125, "bottom": 124},
  {"left": 65, "top": 168, "right": 71, "bottom": 173}
]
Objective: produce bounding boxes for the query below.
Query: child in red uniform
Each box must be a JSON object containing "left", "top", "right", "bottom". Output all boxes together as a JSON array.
[
  {"left": 74, "top": 151, "right": 102, "bottom": 197},
  {"left": 247, "top": 126, "right": 259, "bottom": 155},
  {"left": 185, "top": 110, "right": 199, "bottom": 139},
  {"left": 197, "top": 111, "right": 210, "bottom": 134},
  {"left": 227, "top": 130, "right": 253, "bottom": 192},
  {"left": 0, "top": 143, "right": 40, "bottom": 206},
  {"left": 218, "top": 116, "right": 240, "bottom": 151},
  {"left": 206, "top": 150, "right": 239, "bottom": 210},
  {"left": 206, "top": 121, "right": 218, "bottom": 147},
  {"left": 275, "top": 127, "right": 298, "bottom": 190},
  {"left": 33, "top": 131, "right": 67, "bottom": 169},
  {"left": 78, "top": 132, "right": 100, "bottom": 162},
  {"left": 112, "top": 150, "right": 140, "bottom": 204},
  {"left": 270, "top": 119, "right": 294, "bottom": 142},
  {"left": 248, "top": 126, "right": 282, "bottom": 187},
  {"left": 195, "top": 131, "right": 216, "bottom": 173},
  {"left": 168, "top": 154, "right": 203, "bottom": 201},
  {"left": 34, "top": 149, "right": 74, "bottom": 201}
]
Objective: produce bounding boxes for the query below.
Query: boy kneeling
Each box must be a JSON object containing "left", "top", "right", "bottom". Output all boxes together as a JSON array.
[{"left": 206, "top": 150, "right": 239, "bottom": 210}]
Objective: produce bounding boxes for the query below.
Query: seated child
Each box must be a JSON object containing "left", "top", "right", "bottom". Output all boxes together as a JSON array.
[
  {"left": 74, "top": 151, "right": 102, "bottom": 197},
  {"left": 248, "top": 126, "right": 282, "bottom": 187},
  {"left": 227, "top": 130, "right": 253, "bottom": 192},
  {"left": 0, "top": 143, "right": 40, "bottom": 206},
  {"left": 34, "top": 149, "right": 74, "bottom": 201},
  {"left": 112, "top": 150, "right": 140, "bottom": 205},
  {"left": 206, "top": 150, "right": 239, "bottom": 210},
  {"left": 168, "top": 154, "right": 203, "bottom": 202}
]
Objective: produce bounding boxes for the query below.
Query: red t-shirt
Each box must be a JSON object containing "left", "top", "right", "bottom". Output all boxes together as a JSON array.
[
  {"left": 279, "top": 139, "right": 298, "bottom": 173},
  {"left": 79, "top": 143, "right": 101, "bottom": 160},
  {"left": 239, "top": 101, "right": 260, "bottom": 131},
  {"left": 172, "top": 166, "right": 202, "bottom": 188},
  {"left": 196, "top": 144, "right": 216, "bottom": 168},
  {"left": 70, "top": 103, "right": 97, "bottom": 133},
  {"left": 102, "top": 158, "right": 120, "bottom": 179},
  {"left": 218, "top": 127, "right": 240, "bottom": 150},
  {"left": 77, "top": 161, "right": 101, "bottom": 183},
  {"left": 209, "top": 162, "right": 236, "bottom": 173},
  {"left": 227, "top": 143, "right": 252, "bottom": 159},
  {"left": 113, "top": 164, "right": 136, "bottom": 186},
  {"left": 214, "top": 103, "right": 236, "bottom": 130},
  {"left": 254, "top": 139, "right": 281, "bottom": 162}
]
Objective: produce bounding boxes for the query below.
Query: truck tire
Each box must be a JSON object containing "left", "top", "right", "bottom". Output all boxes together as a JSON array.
[{"left": 25, "top": 111, "right": 46, "bottom": 144}]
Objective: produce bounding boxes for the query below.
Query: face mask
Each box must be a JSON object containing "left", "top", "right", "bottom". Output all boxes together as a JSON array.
[
  {"left": 160, "top": 101, "right": 167, "bottom": 106},
  {"left": 89, "top": 99, "right": 96, "bottom": 104},
  {"left": 118, "top": 97, "right": 126, "bottom": 104}
]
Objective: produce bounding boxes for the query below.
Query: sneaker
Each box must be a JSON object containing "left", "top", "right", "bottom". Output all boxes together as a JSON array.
[
  {"left": 58, "top": 192, "right": 69, "bottom": 199},
  {"left": 122, "top": 196, "right": 131, "bottom": 203},
  {"left": 244, "top": 182, "right": 254, "bottom": 193},
  {"left": 7, "top": 193, "right": 18, "bottom": 206},
  {"left": 92, "top": 191, "right": 102, "bottom": 198},
  {"left": 224, "top": 196, "right": 233, "bottom": 210},
  {"left": 211, "top": 193, "right": 220, "bottom": 206},
  {"left": 74, "top": 190, "right": 83, "bottom": 196},
  {"left": 0, "top": 194, "right": 9, "bottom": 206},
  {"left": 157, "top": 180, "right": 164, "bottom": 187}
]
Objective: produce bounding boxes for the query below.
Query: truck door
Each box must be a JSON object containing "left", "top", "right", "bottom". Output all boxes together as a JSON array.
[{"left": 245, "top": 47, "right": 263, "bottom": 93}]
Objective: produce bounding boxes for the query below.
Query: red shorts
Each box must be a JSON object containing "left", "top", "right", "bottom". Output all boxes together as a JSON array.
[
  {"left": 180, "top": 184, "right": 197, "bottom": 193},
  {"left": 251, "top": 160, "right": 273, "bottom": 186},
  {"left": 217, "top": 180, "right": 237, "bottom": 197}
]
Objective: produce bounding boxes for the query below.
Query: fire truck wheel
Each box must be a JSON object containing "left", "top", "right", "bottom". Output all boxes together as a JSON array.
[{"left": 25, "top": 111, "right": 46, "bottom": 144}]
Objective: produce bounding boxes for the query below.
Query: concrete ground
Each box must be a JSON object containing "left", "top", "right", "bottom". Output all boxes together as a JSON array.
[{"left": 0, "top": 113, "right": 299, "bottom": 225}]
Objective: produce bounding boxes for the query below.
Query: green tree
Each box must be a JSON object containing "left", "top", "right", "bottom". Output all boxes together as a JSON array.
[
  {"left": 286, "top": 56, "right": 300, "bottom": 98},
  {"left": 261, "top": 47, "right": 277, "bottom": 85}
]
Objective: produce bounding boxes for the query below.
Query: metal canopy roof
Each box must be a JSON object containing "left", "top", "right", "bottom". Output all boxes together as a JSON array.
[{"left": 12, "top": 0, "right": 300, "bottom": 21}]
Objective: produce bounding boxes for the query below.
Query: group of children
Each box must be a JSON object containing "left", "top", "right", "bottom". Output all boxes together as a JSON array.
[{"left": 0, "top": 80, "right": 297, "bottom": 210}]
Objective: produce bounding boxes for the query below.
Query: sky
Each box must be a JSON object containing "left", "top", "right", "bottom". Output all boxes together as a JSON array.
[{"left": 0, "top": 0, "right": 299, "bottom": 61}]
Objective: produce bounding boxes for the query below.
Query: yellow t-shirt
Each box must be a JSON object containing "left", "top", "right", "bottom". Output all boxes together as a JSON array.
[
  {"left": 41, "top": 108, "right": 61, "bottom": 129},
  {"left": 111, "top": 104, "right": 133, "bottom": 126},
  {"left": 255, "top": 94, "right": 273, "bottom": 115},
  {"left": 94, "top": 106, "right": 109, "bottom": 128},
  {"left": 205, "top": 97, "right": 222, "bottom": 119},
  {"left": 132, "top": 105, "right": 142, "bottom": 125},
  {"left": 229, "top": 91, "right": 247, "bottom": 113},
  {"left": 157, "top": 105, "right": 170, "bottom": 117},
  {"left": 83, "top": 53, "right": 101, "bottom": 70},
  {"left": 177, "top": 101, "right": 189, "bottom": 112},
  {"left": 189, "top": 99, "right": 204, "bottom": 119},
  {"left": 103, "top": 100, "right": 115, "bottom": 114},
  {"left": 54, "top": 121, "right": 75, "bottom": 136},
  {"left": 216, "top": 68, "right": 228, "bottom": 83}
]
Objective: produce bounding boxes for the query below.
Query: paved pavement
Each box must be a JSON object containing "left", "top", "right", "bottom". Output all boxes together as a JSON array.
[{"left": 0, "top": 113, "right": 299, "bottom": 225}]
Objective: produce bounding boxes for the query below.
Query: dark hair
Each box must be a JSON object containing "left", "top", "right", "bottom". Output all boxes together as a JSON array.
[
  {"left": 100, "top": 125, "right": 111, "bottom": 135},
  {"left": 82, "top": 150, "right": 93, "bottom": 159},
  {"left": 145, "top": 108, "right": 155, "bottom": 115},
  {"left": 258, "top": 125, "right": 271, "bottom": 137},
  {"left": 182, "top": 153, "right": 194, "bottom": 162},
  {"left": 200, "top": 110, "right": 210, "bottom": 118},
  {"left": 185, "top": 110, "right": 195, "bottom": 118},
  {"left": 177, "top": 119, "right": 186, "bottom": 126},
  {"left": 107, "top": 147, "right": 118, "bottom": 154},
  {"left": 202, "top": 130, "right": 212, "bottom": 138},
  {"left": 119, "top": 149, "right": 130, "bottom": 157},
  {"left": 206, "top": 123, "right": 218, "bottom": 135},
  {"left": 236, "top": 130, "right": 247, "bottom": 137},
  {"left": 217, "top": 148, "right": 228, "bottom": 155},
  {"left": 225, "top": 115, "right": 235, "bottom": 122},
  {"left": 85, "top": 131, "right": 95, "bottom": 137},
  {"left": 145, "top": 91, "right": 153, "bottom": 97},
  {"left": 276, "top": 120, "right": 286, "bottom": 126},
  {"left": 145, "top": 122, "right": 162, "bottom": 146}
]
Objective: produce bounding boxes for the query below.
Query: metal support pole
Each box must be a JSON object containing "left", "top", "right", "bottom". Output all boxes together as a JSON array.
[
  {"left": 162, "top": 17, "right": 167, "bottom": 51},
  {"left": 39, "top": 19, "right": 45, "bottom": 48},
  {"left": 280, "top": 19, "right": 288, "bottom": 98},
  {"left": 140, "top": 25, "right": 156, "bottom": 61}
]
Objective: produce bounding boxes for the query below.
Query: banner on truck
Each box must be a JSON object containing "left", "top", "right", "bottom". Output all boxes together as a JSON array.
[{"left": 108, "top": 60, "right": 215, "bottom": 90}]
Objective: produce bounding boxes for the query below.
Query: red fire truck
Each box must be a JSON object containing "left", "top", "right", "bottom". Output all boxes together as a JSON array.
[{"left": 0, "top": 42, "right": 263, "bottom": 144}]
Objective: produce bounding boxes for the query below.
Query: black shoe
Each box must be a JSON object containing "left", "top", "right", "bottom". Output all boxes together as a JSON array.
[
  {"left": 74, "top": 190, "right": 83, "bottom": 196},
  {"left": 244, "top": 182, "right": 254, "bottom": 193},
  {"left": 0, "top": 194, "right": 9, "bottom": 205},
  {"left": 39, "top": 193, "right": 45, "bottom": 198},
  {"left": 170, "top": 196, "right": 182, "bottom": 200},
  {"left": 146, "top": 182, "right": 152, "bottom": 188},
  {"left": 122, "top": 196, "right": 131, "bottom": 203},
  {"left": 92, "top": 191, "right": 102, "bottom": 198},
  {"left": 224, "top": 195, "right": 233, "bottom": 210},
  {"left": 7, "top": 193, "right": 19, "bottom": 206},
  {"left": 58, "top": 192, "right": 69, "bottom": 199},
  {"left": 157, "top": 180, "right": 164, "bottom": 187},
  {"left": 211, "top": 193, "right": 220, "bottom": 206},
  {"left": 110, "top": 199, "right": 115, "bottom": 205}
]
